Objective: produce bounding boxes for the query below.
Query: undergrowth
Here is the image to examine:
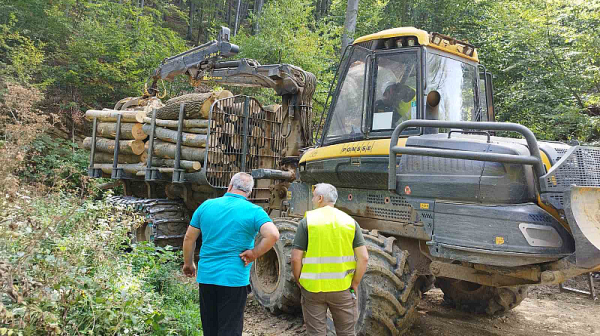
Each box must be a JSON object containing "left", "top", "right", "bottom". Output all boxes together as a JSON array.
[{"left": 0, "top": 191, "right": 202, "bottom": 335}]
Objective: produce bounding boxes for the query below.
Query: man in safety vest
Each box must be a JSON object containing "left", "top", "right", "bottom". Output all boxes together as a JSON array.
[{"left": 291, "top": 183, "right": 369, "bottom": 336}]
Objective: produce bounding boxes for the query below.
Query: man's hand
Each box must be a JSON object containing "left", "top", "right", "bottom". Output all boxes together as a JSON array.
[
  {"left": 239, "top": 249, "right": 257, "bottom": 266},
  {"left": 182, "top": 263, "right": 197, "bottom": 277}
]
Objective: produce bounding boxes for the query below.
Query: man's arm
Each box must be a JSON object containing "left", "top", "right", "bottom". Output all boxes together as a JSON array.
[
  {"left": 182, "top": 226, "right": 201, "bottom": 277},
  {"left": 351, "top": 245, "right": 369, "bottom": 292},
  {"left": 291, "top": 249, "right": 304, "bottom": 285},
  {"left": 240, "top": 222, "right": 279, "bottom": 266}
]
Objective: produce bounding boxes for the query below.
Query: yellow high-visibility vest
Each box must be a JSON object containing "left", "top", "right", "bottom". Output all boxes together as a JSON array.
[{"left": 299, "top": 206, "right": 357, "bottom": 293}]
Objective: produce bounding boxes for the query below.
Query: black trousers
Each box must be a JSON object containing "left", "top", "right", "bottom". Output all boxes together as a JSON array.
[{"left": 198, "top": 283, "right": 249, "bottom": 336}]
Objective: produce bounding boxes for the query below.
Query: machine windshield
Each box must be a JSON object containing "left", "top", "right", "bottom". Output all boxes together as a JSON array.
[
  {"left": 426, "top": 53, "right": 479, "bottom": 122},
  {"left": 322, "top": 46, "right": 370, "bottom": 144},
  {"left": 323, "top": 47, "right": 420, "bottom": 145}
]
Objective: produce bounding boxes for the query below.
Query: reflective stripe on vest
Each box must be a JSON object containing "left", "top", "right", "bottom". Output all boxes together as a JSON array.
[{"left": 299, "top": 206, "right": 356, "bottom": 293}]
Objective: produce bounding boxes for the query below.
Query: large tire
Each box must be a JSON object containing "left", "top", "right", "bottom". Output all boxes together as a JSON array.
[
  {"left": 250, "top": 218, "right": 301, "bottom": 314},
  {"left": 435, "top": 277, "right": 528, "bottom": 315},
  {"left": 349, "top": 230, "right": 421, "bottom": 336}
]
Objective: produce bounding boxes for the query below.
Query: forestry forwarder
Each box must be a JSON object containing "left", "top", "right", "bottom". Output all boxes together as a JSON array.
[{"left": 87, "top": 27, "right": 600, "bottom": 335}]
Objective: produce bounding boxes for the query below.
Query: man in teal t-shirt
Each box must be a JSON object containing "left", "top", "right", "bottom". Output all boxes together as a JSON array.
[{"left": 182, "top": 172, "right": 280, "bottom": 336}]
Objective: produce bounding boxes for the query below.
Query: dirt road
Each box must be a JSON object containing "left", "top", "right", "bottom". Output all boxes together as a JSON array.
[{"left": 242, "top": 275, "right": 600, "bottom": 336}]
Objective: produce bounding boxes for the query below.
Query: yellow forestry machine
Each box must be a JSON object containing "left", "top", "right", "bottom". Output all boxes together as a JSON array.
[{"left": 87, "top": 27, "right": 600, "bottom": 334}]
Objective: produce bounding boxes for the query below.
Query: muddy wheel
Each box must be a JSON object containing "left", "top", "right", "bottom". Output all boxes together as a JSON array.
[
  {"left": 435, "top": 278, "right": 528, "bottom": 315},
  {"left": 346, "top": 230, "right": 420, "bottom": 336},
  {"left": 250, "top": 218, "right": 301, "bottom": 315}
]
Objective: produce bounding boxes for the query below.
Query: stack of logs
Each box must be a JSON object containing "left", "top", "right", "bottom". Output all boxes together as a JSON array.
[{"left": 83, "top": 91, "right": 233, "bottom": 178}]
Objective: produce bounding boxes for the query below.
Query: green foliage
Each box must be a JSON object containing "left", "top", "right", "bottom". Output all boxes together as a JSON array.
[
  {"left": 19, "top": 135, "right": 90, "bottom": 193},
  {"left": 0, "top": 191, "right": 201, "bottom": 335},
  {"left": 1, "top": 0, "right": 188, "bottom": 109},
  {"left": 233, "top": 0, "right": 339, "bottom": 136},
  {"left": 0, "top": 14, "right": 46, "bottom": 84}
]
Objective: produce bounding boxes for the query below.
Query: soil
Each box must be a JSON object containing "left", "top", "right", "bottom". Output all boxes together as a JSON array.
[{"left": 242, "top": 274, "right": 600, "bottom": 336}]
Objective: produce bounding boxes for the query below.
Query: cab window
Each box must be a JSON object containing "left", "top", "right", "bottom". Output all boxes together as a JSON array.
[
  {"left": 372, "top": 52, "right": 418, "bottom": 131},
  {"left": 322, "top": 46, "right": 370, "bottom": 145},
  {"left": 426, "top": 52, "right": 478, "bottom": 122}
]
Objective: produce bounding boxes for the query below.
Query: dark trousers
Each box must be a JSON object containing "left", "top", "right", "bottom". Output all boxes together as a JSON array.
[{"left": 198, "top": 283, "right": 248, "bottom": 336}]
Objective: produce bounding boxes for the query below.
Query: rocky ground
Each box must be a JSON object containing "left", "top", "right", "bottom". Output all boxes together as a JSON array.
[{"left": 241, "top": 274, "right": 600, "bottom": 336}]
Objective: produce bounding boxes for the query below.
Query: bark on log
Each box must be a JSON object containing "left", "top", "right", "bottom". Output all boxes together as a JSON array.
[
  {"left": 92, "top": 152, "right": 142, "bottom": 164},
  {"left": 96, "top": 122, "right": 147, "bottom": 140},
  {"left": 182, "top": 128, "right": 207, "bottom": 134},
  {"left": 85, "top": 109, "right": 145, "bottom": 123},
  {"left": 93, "top": 163, "right": 145, "bottom": 174},
  {"left": 151, "top": 93, "right": 213, "bottom": 120},
  {"left": 145, "top": 139, "right": 206, "bottom": 161},
  {"left": 142, "top": 124, "right": 207, "bottom": 148},
  {"left": 83, "top": 137, "right": 145, "bottom": 155},
  {"left": 151, "top": 90, "right": 233, "bottom": 120},
  {"left": 142, "top": 117, "right": 209, "bottom": 129},
  {"left": 150, "top": 157, "right": 202, "bottom": 171}
]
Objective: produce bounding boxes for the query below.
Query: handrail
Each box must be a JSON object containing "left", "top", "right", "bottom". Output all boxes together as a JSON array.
[{"left": 387, "top": 120, "right": 545, "bottom": 191}]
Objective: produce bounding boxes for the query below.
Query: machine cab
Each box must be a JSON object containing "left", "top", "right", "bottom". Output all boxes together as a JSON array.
[{"left": 321, "top": 27, "right": 494, "bottom": 146}]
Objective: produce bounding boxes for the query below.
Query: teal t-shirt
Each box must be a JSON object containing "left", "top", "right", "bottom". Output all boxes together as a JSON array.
[{"left": 190, "top": 193, "right": 272, "bottom": 287}]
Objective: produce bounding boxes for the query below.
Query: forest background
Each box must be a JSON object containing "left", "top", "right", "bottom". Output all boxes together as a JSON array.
[{"left": 0, "top": 0, "right": 599, "bottom": 334}]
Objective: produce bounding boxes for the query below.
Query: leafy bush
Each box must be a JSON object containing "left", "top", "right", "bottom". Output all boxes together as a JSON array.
[
  {"left": 0, "top": 191, "right": 201, "bottom": 335},
  {"left": 19, "top": 135, "right": 91, "bottom": 194}
]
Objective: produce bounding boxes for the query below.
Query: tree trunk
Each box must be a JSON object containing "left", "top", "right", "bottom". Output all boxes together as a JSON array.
[
  {"left": 142, "top": 117, "right": 209, "bottom": 129},
  {"left": 142, "top": 124, "right": 207, "bottom": 147},
  {"left": 92, "top": 152, "right": 143, "bottom": 164},
  {"left": 227, "top": 0, "right": 232, "bottom": 28},
  {"left": 196, "top": 6, "right": 204, "bottom": 45},
  {"left": 188, "top": 0, "right": 195, "bottom": 40},
  {"left": 146, "top": 139, "right": 206, "bottom": 161},
  {"left": 83, "top": 137, "right": 146, "bottom": 155},
  {"left": 341, "top": 0, "right": 359, "bottom": 51},
  {"left": 253, "top": 0, "right": 263, "bottom": 33},
  {"left": 234, "top": 0, "right": 242, "bottom": 36},
  {"left": 85, "top": 109, "right": 144, "bottom": 123},
  {"left": 96, "top": 122, "right": 147, "bottom": 140}
]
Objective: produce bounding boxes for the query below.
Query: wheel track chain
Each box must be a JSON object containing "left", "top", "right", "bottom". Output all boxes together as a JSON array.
[{"left": 106, "top": 196, "right": 190, "bottom": 247}]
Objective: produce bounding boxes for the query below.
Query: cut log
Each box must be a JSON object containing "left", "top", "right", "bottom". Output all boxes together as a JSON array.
[
  {"left": 217, "top": 90, "right": 233, "bottom": 100},
  {"left": 203, "top": 90, "right": 234, "bottom": 117},
  {"left": 150, "top": 157, "right": 202, "bottom": 171},
  {"left": 151, "top": 93, "right": 213, "bottom": 120},
  {"left": 139, "top": 151, "right": 148, "bottom": 163},
  {"left": 182, "top": 128, "right": 208, "bottom": 134},
  {"left": 85, "top": 109, "right": 141, "bottom": 123},
  {"left": 222, "top": 122, "right": 236, "bottom": 135},
  {"left": 96, "top": 122, "right": 147, "bottom": 140},
  {"left": 93, "top": 163, "right": 145, "bottom": 174},
  {"left": 142, "top": 124, "right": 207, "bottom": 148},
  {"left": 145, "top": 139, "right": 206, "bottom": 161},
  {"left": 83, "top": 137, "right": 145, "bottom": 155},
  {"left": 91, "top": 152, "right": 141, "bottom": 164},
  {"left": 142, "top": 117, "right": 209, "bottom": 129}
]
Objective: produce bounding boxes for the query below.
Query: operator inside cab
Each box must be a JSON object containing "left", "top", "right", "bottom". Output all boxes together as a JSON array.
[
  {"left": 372, "top": 53, "right": 417, "bottom": 131},
  {"left": 373, "top": 82, "right": 416, "bottom": 128}
]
